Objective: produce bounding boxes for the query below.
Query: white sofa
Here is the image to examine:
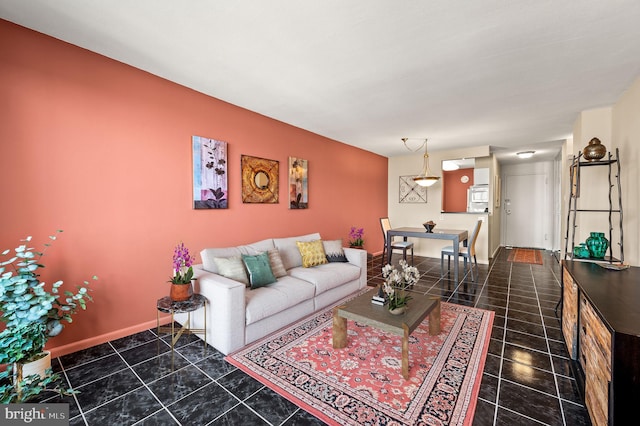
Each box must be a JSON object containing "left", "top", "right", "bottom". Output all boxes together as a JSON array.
[{"left": 175, "top": 233, "right": 367, "bottom": 355}]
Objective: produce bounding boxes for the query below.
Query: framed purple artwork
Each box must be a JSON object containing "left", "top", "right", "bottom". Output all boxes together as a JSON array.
[{"left": 192, "top": 136, "right": 227, "bottom": 209}]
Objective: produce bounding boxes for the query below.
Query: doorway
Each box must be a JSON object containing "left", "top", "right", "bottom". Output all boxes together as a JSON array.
[{"left": 503, "top": 173, "right": 547, "bottom": 248}]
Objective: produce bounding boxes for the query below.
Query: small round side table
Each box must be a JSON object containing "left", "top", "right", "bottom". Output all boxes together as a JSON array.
[{"left": 156, "top": 293, "right": 207, "bottom": 351}]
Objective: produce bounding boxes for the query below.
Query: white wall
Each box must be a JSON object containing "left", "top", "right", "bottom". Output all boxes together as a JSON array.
[
  {"left": 612, "top": 77, "right": 640, "bottom": 266},
  {"left": 569, "top": 106, "right": 625, "bottom": 263},
  {"left": 568, "top": 78, "right": 640, "bottom": 266}
]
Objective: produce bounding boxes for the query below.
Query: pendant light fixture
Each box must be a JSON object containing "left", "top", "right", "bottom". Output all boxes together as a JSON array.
[{"left": 402, "top": 138, "right": 440, "bottom": 187}]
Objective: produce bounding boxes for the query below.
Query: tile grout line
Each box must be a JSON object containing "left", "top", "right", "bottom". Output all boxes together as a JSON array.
[
  {"left": 491, "top": 249, "right": 513, "bottom": 425},
  {"left": 529, "top": 262, "right": 569, "bottom": 426}
]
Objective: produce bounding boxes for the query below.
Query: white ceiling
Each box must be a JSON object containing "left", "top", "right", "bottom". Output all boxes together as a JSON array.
[{"left": 2, "top": 0, "right": 640, "bottom": 162}]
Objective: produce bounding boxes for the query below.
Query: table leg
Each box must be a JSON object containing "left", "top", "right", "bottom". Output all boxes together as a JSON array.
[
  {"left": 386, "top": 235, "right": 392, "bottom": 265},
  {"left": 453, "top": 237, "right": 459, "bottom": 283},
  {"left": 402, "top": 323, "right": 409, "bottom": 380},
  {"left": 332, "top": 306, "right": 347, "bottom": 348},
  {"left": 429, "top": 297, "right": 441, "bottom": 335}
]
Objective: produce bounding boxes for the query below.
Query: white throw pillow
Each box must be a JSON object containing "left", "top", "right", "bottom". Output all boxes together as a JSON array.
[{"left": 213, "top": 256, "right": 249, "bottom": 285}]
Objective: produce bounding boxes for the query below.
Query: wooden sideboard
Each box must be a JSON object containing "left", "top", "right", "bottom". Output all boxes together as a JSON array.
[{"left": 561, "top": 260, "right": 640, "bottom": 426}]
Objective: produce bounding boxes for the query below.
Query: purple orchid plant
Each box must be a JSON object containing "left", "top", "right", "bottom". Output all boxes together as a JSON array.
[
  {"left": 348, "top": 226, "right": 364, "bottom": 248},
  {"left": 169, "top": 242, "right": 195, "bottom": 284}
]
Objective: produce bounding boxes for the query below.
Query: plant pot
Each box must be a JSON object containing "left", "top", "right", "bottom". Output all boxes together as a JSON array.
[
  {"left": 388, "top": 306, "right": 406, "bottom": 315},
  {"left": 15, "top": 351, "right": 51, "bottom": 385},
  {"left": 170, "top": 282, "right": 193, "bottom": 301}
]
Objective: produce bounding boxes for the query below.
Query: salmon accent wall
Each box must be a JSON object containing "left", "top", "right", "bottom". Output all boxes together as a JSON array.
[
  {"left": 442, "top": 169, "right": 474, "bottom": 212},
  {"left": 0, "top": 20, "right": 388, "bottom": 356}
]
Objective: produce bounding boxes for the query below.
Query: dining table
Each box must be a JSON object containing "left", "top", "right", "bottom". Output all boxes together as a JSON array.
[{"left": 386, "top": 227, "right": 469, "bottom": 284}]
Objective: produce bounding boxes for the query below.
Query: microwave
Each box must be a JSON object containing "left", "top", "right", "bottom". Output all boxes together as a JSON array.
[{"left": 467, "top": 185, "right": 489, "bottom": 212}]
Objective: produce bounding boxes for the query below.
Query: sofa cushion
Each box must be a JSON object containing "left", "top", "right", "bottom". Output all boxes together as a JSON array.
[
  {"left": 267, "top": 249, "right": 287, "bottom": 278},
  {"left": 212, "top": 256, "right": 249, "bottom": 285},
  {"left": 296, "top": 240, "right": 328, "bottom": 268},
  {"left": 245, "top": 276, "right": 316, "bottom": 325},
  {"left": 200, "top": 238, "right": 275, "bottom": 273},
  {"left": 323, "top": 240, "right": 348, "bottom": 263},
  {"left": 273, "top": 232, "right": 321, "bottom": 270},
  {"left": 288, "top": 262, "right": 361, "bottom": 295},
  {"left": 201, "top": 247, "right": 242, "bottom": 273},
  {"left": 242, "top": 252, "right": 277, "bottom": 288},
  {"left": 238, "top": 238, "right": 276, "bottom": 255}
]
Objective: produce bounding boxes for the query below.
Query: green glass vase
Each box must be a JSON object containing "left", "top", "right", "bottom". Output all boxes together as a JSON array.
[
  {"left": 586, "top": 232, "right": 608, "bottom": 259},
  {"left": 573, "top": 243, "right": 590, "bottom": 259}
]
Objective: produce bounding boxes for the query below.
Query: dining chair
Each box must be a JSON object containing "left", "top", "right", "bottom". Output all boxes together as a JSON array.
[
  {"left": 441, "top": 219, "right": 482, "bottom": 281},
  {"left": 380, "top": 217, "right": 414, "bottom": 265}
]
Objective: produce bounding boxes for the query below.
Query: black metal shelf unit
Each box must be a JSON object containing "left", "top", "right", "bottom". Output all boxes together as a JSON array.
[{"left": 564, "top": 148, "right": 624, "bottom": 263}]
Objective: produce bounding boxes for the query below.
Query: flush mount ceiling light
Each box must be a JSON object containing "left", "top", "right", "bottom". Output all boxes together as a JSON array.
[
  {"left": 402, "top": 138, "right": 440, "bottom": 187},
  {"left": 516, "top": 151, "right": 535, "bottom": 159},
  {"left": 442, "top": 160, "right": 460, "bottom": 171}
]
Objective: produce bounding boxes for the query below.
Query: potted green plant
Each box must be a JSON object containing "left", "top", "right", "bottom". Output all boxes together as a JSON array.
[
  {"left": 0, "top": 230, "right": 97, "bottom": 402},
  {"left": 168, "top": 242, "right": 195, "bottom": 301}
]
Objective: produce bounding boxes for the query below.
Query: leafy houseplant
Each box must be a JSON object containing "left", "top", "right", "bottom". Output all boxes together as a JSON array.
[
  {"left": 348, "top": 226, "right": 364, "bottom": 248},
  {"left": 0, "top": 230, "right": 97, "bottom": 402},
  {"left": 381, "top": 260, "right": 420, "bottom": 313},
  {"left": 168, "top": 242, "right": 195, "bottom": 301}
]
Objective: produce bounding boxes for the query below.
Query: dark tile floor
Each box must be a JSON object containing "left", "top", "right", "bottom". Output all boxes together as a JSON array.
[{"left": 36, "top": 247, "right": 590, "bottom": 425}]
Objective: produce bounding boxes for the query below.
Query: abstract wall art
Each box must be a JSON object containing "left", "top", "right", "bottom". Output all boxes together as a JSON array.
[
  {"left": 399, "top": 175, "right": 427, "bottom": 203},
  {"left": 289, "top": 157, "right": 308, "bottom": 209},
  {"left": 192, "top": 136, "right": 227, "bottom": 209}
]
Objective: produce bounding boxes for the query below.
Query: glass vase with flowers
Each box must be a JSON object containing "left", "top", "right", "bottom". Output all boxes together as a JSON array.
[{"left": 381, "top": 260, "right": 420, "bottom": 314}]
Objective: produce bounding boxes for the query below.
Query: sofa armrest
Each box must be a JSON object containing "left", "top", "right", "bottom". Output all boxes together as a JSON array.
[
  {"left": 188, "top": 265, "right": 246, "bottom": 354},
  {"left": 343, "top": 247, "right": 368, "bottom": 289}
]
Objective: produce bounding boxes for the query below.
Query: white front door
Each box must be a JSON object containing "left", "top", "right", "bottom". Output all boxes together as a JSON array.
[{"left": 503, "top": 174, "right": 546, "bottom": 248}]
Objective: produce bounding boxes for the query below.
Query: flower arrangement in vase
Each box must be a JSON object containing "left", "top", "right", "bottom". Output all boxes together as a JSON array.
[
  {"left": 168, "top": 242, "right": 195, "bottom": 301},
  {"left": 381, "top": 260, "right": 420, "bottom": 314},
  {"left": 348, "top": 226, "right": 364, "bottom": 248}
]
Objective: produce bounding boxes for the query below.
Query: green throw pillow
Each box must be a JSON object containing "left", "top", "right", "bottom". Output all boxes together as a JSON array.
[{"left": 242, "top": 252, "right": 277, "bottom": 288}]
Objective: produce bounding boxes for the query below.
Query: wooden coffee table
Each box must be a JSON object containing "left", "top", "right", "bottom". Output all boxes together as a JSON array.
[{"left": 333, "top": 289, "right": 441, "bottom": 380}]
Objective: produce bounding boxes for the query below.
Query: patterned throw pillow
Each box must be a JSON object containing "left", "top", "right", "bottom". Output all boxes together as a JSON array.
[
  {"left": 242, "top": 252, "right": 277, "bottom": 288},
  {"left": 212, "top": 256, "right": 249, "bottom": 285},
  {"left": 322, "top": 240, "right": 348, "bottom": 263},
  {"left": 296, "top": 240, "right": 328, "bottom": 268},
  {"left": 267, "top": 249, "right": 287, "bottom": 277}
]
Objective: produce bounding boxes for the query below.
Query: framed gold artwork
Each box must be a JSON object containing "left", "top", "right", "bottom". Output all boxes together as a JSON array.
[{"left": 241, "top": 155, "right": 279, "bottom": 203}]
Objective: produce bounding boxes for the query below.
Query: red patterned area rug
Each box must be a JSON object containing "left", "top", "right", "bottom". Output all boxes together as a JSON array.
[
  {"left": 226, "top": 297, "right": 494, "bottom": 426},
  {"left": 507, "top": 248, "right": 544, "bottom": 265}
]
